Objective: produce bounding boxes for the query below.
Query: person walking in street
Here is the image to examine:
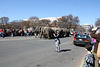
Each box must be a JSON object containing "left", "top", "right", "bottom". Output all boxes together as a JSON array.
[{"left": 53, "top": 31, "right": 61, "bottom": 53}]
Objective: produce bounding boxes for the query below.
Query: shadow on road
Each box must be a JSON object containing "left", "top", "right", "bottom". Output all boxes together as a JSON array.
[
  {"left": 60, "top": 49, "right": 71, "bottom": 52},
  {"left": 75, "top": 44, "right": 85, "bottom": 47}
]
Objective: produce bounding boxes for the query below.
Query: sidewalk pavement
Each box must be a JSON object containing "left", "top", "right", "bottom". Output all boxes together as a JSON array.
[
  {"left": 76, "top": 52, "right": 99, "bottom": 67},
  {"left": 75, "top": 53, "right": 86, "bottom": 67}
]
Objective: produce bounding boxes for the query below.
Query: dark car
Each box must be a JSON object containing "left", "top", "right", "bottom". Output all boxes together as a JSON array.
[{"left": 73, "top": 34, "right": 92, "bottom": 45}]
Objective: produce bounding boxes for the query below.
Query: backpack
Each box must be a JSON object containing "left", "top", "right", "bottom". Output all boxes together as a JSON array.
[{"left": 83, "top": 52, "right": 95, "bottom": 67}]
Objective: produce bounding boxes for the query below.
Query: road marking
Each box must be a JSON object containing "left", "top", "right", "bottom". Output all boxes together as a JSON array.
[
  {"left": 0, "top": 37, "right": 36, "bottom": 41},
  {"left": 61, "top": 42, "right": 70, "bottom": 45},
  {"left": 74, "top": 52, "right": 86, "bottom": 67}
]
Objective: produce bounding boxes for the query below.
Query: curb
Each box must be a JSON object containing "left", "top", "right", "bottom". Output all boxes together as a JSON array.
[{"left": 74, "top": 53, "right": 86, "bottom": 67}]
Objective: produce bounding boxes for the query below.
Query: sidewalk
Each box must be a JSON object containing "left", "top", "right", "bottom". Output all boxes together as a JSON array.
[
  {"left": 76, "top": 52, "right": 99, "bottom": 67},
  {"left": 0, "top": 36, "right": 35, "bottom": 41},
  {"left": 75, "top": 53, "right": 86, "bottom": 67}
]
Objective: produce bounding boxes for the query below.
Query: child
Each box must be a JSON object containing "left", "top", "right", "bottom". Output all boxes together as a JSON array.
[{"left": 83, "top": 44, "right": 95, "bottom": 67}]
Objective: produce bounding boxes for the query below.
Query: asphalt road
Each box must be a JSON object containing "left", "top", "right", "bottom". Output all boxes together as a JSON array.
[{"left": 0, "top": 36, "right": 86, "bottom": 67}]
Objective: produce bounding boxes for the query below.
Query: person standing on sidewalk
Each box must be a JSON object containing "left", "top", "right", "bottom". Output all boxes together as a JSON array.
[
  {"left": 53, "top": 31, "right": 61, "bottom": 53},
  {"left": 91, "top": 27, "right": 100, "bottom": 67}
]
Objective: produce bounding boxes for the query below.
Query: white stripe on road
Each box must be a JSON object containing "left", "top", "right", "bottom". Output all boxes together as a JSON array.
[
  {"left": 61, "top": 42, "right": 70, "bottom": 45},
  {"left": 0, "top": 37, "right": 36, "bottom": 41}
]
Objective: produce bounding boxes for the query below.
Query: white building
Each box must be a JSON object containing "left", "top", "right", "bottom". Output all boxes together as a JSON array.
[
  {"left": 23, "top": 17, "right": 61, "bottom": 23},
  {"left": 82, "top": 24, "right": 93, "bottom": 32},
  {"left": 39, "top": 17, "right": 61, "bottom": 23}
]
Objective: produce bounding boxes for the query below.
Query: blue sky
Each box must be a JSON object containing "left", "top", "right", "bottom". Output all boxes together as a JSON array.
[{"left": 0, "top": 0, "right": 100, "bottom": 26}]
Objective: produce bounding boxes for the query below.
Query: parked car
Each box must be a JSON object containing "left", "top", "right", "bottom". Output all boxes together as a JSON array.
[{"left": 73, "top": 34, "right": 92, "bottom": 45}]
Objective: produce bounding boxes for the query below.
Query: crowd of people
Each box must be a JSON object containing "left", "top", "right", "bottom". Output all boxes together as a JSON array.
[{"left": 0, "top": 29, "right": 34, "bottom": 38}]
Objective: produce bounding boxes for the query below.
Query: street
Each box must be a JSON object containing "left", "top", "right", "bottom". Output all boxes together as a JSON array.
[{"left": 0, "top": 36, "right": 86, "bottom": 67}]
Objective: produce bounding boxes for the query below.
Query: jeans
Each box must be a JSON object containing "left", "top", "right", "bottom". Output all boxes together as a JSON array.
[
  {"left": 0, "top": 33, "right": 4, "bottom": 38},
  {"left": 55, "top": 39, "right": 60, "bottom": 52}
]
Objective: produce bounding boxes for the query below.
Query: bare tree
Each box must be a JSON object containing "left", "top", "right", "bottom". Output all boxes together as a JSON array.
[
  {"left": 75, "top": 25, "right": 86, "bottom": 32},
  {"left": 0, "top": 23, "right": 3, "bottom": 28},
  {"left": 10, "top": 20, "right": 23, "bottom": 29},
  {"left": 72, "top": 16, "right": 79, "bottom": 30},
  {"left": 29, "top": 16, "right": 39, "bottom": 22},
  {"left": 0, "top": 17, "right": 9, "bottom": 25},
  {"left": 66, "top": 14, "right": 73, "bottom": 29},
  {"left": 21, "top": 21, "right": 31, "bottom": 29},
  {"left": 95, "top": 18, "right": 100, "bottom": 26},
  {"left": 40, "top": 19, "right": 51, "bottom": 26},
  {"left": 4, "top": 23, "right": 12, "bottom": 29},
  {"left": 57, "top": 16, "right": 67, "bottom": 28},
  {"left": 52, "top": 20, "right": 58, "bottom": 27},
  {"left": 28, "top": 16, "right": 40, "bottom": 30},
  {"left": 53, "top": 14, "right": 79, "bottom": 30},
  {"left": 57, "top": 14, "right": 74, "bottom": 29},
  {"left": 0, "top": 18, "right": 1, "bottom": 23}
]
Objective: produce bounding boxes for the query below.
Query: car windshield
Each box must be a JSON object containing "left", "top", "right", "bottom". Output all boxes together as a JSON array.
[{"left": 76, "top": 35, "right": 88, "bottom": 38}]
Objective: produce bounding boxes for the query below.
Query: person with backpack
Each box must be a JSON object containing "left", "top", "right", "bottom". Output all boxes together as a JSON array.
[{"left": 83, "top": 44, "right": 95, "bottom": 67}]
